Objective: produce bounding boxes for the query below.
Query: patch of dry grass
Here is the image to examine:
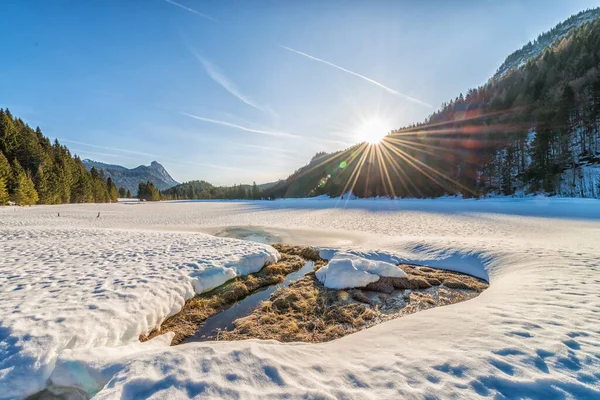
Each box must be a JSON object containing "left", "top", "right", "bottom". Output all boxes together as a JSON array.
[
  {"left": 221, "top": 264, "right": 489, "bottom": 343},
  {"left": 220, "top": 276, "right": 379, "bottom": 343},
  {"left": 141, "top": 242, "right": 488, "bottom": 346},
  {"left": 140, "top": 244, "right": 324, "bottom": 345}
]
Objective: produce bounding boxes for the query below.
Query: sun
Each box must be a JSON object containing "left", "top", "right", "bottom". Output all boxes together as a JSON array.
[{"left": 355, "top": 117, "right": 391, "bottom": 145}]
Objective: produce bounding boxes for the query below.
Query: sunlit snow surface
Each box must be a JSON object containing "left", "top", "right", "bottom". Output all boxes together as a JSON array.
[{"left": 1, "top": 198, "right": 600, "bottom": 399}]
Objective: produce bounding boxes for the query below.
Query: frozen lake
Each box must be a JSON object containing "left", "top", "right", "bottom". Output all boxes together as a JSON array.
[{"left": 1, "top": 198, "right": 600, "bottom": 399}]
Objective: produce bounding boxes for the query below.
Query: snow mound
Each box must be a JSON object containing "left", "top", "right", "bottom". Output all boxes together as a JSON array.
[
  {"left": 315, "top": 254, "right": 407, "bottom": 289},
  {"left": 0, "top": 226, "right": 278, "bottom": 398}
]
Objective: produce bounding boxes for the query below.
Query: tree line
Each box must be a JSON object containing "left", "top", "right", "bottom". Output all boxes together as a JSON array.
[
  {"left": 0, "top": 108, "right": 131, "bottom": 205},
  {"left": 156, "top": 180, "right": 264, "bottom": 201}
]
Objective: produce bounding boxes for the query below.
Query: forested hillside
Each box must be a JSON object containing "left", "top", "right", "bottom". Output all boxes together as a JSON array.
[
  {"left": 267, "top": 13, "right": 600, "bottom": 199},
  {"left": 0, "top": 109, "right": 124, "bottom": 205},
  {"left": 494, "top": 8, "right": 600, "bottom": 79},
  {"left": 161, "top": 180, "right": 264, "bottom": 200}
]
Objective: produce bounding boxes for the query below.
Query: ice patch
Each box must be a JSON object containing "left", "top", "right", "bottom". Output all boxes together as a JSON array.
[{"left": 190, "top": 265, "right": 237, "bottom": 294}]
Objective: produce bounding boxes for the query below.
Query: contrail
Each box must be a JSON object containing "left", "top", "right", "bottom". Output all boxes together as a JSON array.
[
  {"left": 194, "top": 54, "right": 266, "bottom": 112},
  {"left": 181, "top": 112, "right": 299, "bottom": 138},
  {"left": 164, "top": 0, "right": 215, "bottom": 21},
  {"left": 281, "top": 45, "right": 433, "bottom": 109}
]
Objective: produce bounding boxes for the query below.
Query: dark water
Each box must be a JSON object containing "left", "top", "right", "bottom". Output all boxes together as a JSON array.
[
  {"left": 186, "top": 261, "right": 315, "bottom": 342},
  {"left": 213, "top": 226, "right": 281, "bottom": 245}
]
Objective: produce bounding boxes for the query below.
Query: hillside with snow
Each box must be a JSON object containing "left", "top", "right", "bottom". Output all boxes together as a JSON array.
[{"left": 493, "top": 7, "right": 600, "bottom": 79}]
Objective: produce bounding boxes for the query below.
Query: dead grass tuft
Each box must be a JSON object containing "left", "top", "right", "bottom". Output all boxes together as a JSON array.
[{"left": 140, "top": 245, "right": 319, "bottom": 345}]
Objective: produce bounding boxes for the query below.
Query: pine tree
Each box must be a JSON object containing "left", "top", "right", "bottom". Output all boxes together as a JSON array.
[
  {"left": 71, "top": 169, "right": 93, "bottom": 203},
  {"left": 0, "top": 152, "right": 9, "bottom": 205},
  {"left": 0, "top": 109, "right": 19, "bottom": 159},
  {"left": 126, "top": 189, "right": 132, "bottom": 199},
  {"left": 11, "top": 166, "right": 38, "bottom": 206},
  {"left": 106, "top": 177, "right": 118, "bottom": 202},
  {"left": 251, "top": 182, "right": 260, "bottom": 199},
  {"left": 34, "top": 163, "right": 54, "bottom": 204},
  {"left": 138, "top": 181, "right": 160, "bottom": 201},
  {"left": 118, "top": 186, "right": 127, "bottom": 198},
  {"left": 0, "top": 177, "right": 8, "bottom": 205}
]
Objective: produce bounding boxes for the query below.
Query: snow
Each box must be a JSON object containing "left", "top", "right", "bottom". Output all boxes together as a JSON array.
[
  {"left": 0, "top": 223, "right": 278, "bottom": 398},
  {"left": 559, "top": 164, "right": 600, "bottom": 198},
  {"left": 316, "top": 254, "right": 407, "bottom": 289},
  {"left": 1, "top": 198, "right": 600, "bottom": 399}
]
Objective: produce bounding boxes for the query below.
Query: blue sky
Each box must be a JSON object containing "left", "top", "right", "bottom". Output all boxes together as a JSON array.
[{"left": 1, "top": 0, "right": 599, "bottom": 184}]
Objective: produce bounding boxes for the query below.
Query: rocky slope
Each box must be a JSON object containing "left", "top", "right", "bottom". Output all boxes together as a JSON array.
[{"left": 82, "top": 160, "right": 178, "bottom": 195}]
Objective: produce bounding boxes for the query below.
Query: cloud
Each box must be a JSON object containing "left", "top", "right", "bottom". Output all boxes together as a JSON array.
[
  {"left": 181, "top": 112, "right": 299, "bottom": 138},
  {"left": 228, "top": 142, "right": 307, "bottom": 158},
  {"left": 281, "top": 45, "right": 433, "bottom": 109},
  {"left": 163, "top": 0, "right": 215, "bottom": 21},
  {"left": 64, "top": 139, "right": 248, "bottom": 171},
  {"left": 194, "top": 54, "right": 269, "bottom": 113},
  {"left": 60, "top": 139, "right": 164, "bottom": 159},
  {"left": 69, "top": 148, "right": 137, "bottom": 161}
]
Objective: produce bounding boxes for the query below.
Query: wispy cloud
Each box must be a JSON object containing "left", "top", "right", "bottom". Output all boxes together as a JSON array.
[
  {"left": 193, "top": 54, "right": 272, "bottom": 115},
  {"left": 228, "top": 142, "right": 307, "bottom": 158},
  {"left": 69, "top": 148, "right": 137, "bottom": 161},
  {"left": 64, "top": 139, "right": 247, "bottom": 172},
  {"left": 181, "top": 112, "right": 299, "bottom": 138},
  {"left": 281, "top": 45, "right": 433, "bottom": 109},
  {"left": 163, "top": 0, "right": 215, "bottom": 21},
  {"left": 60, "top": 139, "right": 164, "bottom": 159}
]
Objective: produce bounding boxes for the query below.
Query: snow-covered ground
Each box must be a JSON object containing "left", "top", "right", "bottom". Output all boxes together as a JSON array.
[{"left": 1, "top": 198, "right": 600, "bottom": 399}]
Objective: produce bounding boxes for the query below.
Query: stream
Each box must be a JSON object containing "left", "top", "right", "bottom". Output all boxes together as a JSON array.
[{"left": 185, "top": 260, "right": 315, "bottom": 342}]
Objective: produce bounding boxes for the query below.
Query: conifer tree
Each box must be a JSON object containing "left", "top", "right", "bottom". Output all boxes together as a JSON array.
[
  {"left": 0, "top": 151, "right": 10, "bottom": 182},
  {"left": 106, "top": 177, "right": 118, "bottom": 202},
  {"left": 34, "top": 163, "right": 53, "bottom": 204},
  {"left": 0, "top": 177, "right": 8, "bottom": 205},
  {"left": 11, "top": 165, "right": 38, "bottom": 206},
  {"left": 0, "top": 152, "right": 9, "bottom": 205},
  {"left": 70, "top": 167, "right": 91, "bottom": 203}
]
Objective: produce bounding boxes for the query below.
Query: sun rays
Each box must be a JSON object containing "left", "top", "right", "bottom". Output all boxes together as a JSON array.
[{"left": 280, "top": 106, "right": 530, "bottom": 200}]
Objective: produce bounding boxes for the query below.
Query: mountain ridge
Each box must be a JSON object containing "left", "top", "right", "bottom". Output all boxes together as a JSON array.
[
  {"left": 82, "top": 159, "right": 178, "bottom": 195},
  {"left": 493, "top": 7, "right": 600, "bottom": 80}
]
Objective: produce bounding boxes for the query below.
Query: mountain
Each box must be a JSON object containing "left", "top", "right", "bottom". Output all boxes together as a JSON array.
[
  {"left": 494, "top": 8, "right": 600, "bottom": 79},
  {"left": 266, "top": 10, "right": 600, "bottom": 199},
  {"left": 82, "top": 160, "right": 178, "bottom": 195},
  {"left": 257, "top": 180, "right": 284, "bottom": 191}
]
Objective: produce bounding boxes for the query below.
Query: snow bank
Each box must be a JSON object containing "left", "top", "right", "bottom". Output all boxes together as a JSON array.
[
  {"left": 315, "top": 254, "right": 407, "bottom": 289},
  {"left": 1, "top": 197, "right": 600, "bottom": 399},
  {"left": 0, "top": 226, "right": 278, "bottom": 398},
  {"left": 319, "top": 246, "right": 490, "bottom": 281}
]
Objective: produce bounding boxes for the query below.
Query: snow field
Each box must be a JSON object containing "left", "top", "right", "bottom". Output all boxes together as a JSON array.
[
  {"left": 0, "top": 225, "right": 278, "bottom": 398},
  {"left": 1, "top": 197, "right": 599, "bottom": 399}
]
